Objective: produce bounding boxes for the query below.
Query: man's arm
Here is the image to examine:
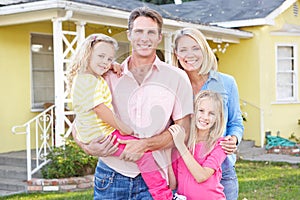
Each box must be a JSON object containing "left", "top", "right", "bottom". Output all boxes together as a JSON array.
[
  {"left": 118, "top": 114, "right": 191, "bottom": 162},
  {"left": 72, "top": 127, "right": 119, "bottom": 157}
]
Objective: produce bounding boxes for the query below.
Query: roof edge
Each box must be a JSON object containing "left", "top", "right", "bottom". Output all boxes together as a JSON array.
[
  {"left": 0, "top": 0, "right": 253, "bottom": 42},
  {"left": 211, "top": 0, "right": 297, "bottom": 28}
]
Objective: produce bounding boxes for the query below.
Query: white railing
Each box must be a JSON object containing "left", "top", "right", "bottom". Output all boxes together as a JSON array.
[{"left": 11, "top": 105, "right": 55, "bottom": 181}]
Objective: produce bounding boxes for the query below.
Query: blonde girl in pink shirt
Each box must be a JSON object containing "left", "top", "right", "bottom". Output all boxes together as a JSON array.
[{"left": 169, "top": 90, "right": 227, "bottom": 200}]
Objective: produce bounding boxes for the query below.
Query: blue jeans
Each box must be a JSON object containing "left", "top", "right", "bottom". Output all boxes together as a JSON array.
[
  {"left": 94, "top": 159, "right": 153, "bottom": 200},
  {"left": 220, "top": 166, "right": 238, "bottom": 200}
]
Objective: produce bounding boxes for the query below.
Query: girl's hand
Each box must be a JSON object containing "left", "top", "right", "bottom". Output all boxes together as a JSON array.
[
  {"left": 168, "top": 124, "right": 186, "bottom": 150},
  {"left": 111, "top": 62, "right": 123, "bottom": 77}
]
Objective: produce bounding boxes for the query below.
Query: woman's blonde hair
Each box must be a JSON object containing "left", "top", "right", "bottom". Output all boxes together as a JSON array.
[
  {"left": 172, "top": 27, "right": 218, "bottom": 75},
  {"left": 67, "top": 33, "right": 118, "bottom": 92},
  {"left": 188, "top": 90, "right": 225, "bottom": 157}
]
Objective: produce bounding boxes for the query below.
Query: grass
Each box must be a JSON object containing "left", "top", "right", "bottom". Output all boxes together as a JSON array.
[
  {"left": 237, "top": 160, "right": 300, "bottom": 200},
  {"left": 2, "top": 160, "right": 299, "bottom": 200}
]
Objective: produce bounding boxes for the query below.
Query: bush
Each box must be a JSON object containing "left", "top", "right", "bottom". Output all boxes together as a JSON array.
[{"left": 41, "top": 138, "right": 98, "bottom": 179}]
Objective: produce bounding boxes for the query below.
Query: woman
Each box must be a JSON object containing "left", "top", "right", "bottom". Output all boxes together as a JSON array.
[{"left": 173, "top": 27, "right": 244, "bottom": 200}]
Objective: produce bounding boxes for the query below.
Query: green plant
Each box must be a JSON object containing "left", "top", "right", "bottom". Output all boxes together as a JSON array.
[
  {"left": 41, "top": 138, "right": 98, "bottom": 179},
  {"left": 289, "top": 132, "right": 300, "bottom": 143}
]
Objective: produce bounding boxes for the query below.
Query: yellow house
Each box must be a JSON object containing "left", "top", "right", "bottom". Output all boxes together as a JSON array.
[
  {"left": 162, "top": 0, "right": 300, "bottom": 146},
  {"left": 0, "top": 0, "right": 253, "bottom": 156},
  {"left": 1, "top": 0, "right": 299, "bottom": 157},
  {"left": 214, "top": 0, "right": 300, "bottom": 146}
]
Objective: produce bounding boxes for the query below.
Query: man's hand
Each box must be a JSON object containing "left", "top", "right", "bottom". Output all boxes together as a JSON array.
[
  {"left": 72, "top": 127, "right": 119, "bottom": 157},
  {"left": 111, "top": 62, "right": 123, "bottom": 77},
  {"left": 118, "top": 139, "right": 146, "bottom": 162},
  {"left": 220, "top": 135, "right": 238, "bottom": 155}
]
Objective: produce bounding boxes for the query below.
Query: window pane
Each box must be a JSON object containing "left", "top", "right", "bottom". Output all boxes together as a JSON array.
[
  {"left": 277, "top": 60, "right": 293, "bottom": 71},
  {"left": 277, "top": 73, "right": 293, "bottom": 85},
  {"left": 278, "top": 46, "right": 293, "bottom": 57},
  {"left": 277, "top": 85, "right": 293, "bottom": 99}
]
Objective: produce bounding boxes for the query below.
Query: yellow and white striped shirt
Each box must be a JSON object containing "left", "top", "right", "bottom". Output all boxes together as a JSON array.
[{"left": 72, "top": 73, "right": 115, "bottom": 143}]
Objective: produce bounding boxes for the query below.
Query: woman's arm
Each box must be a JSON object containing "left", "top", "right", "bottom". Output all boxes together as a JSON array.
[{"left": 221, "top": 76, "right": 244, "bottom": 154}]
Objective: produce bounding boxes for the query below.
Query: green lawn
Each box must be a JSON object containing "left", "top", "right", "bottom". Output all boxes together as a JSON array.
[{"left": 2, "top": 160, "right": 299, "bottom": 200}]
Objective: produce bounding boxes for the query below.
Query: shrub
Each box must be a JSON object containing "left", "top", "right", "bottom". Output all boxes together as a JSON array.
[{"left": 41, "top": 138, "right": 98, "bottom": 179}]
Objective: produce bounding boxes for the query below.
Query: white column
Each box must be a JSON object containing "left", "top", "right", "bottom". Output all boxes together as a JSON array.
[
  {"left": 75, "top": 21, "right": 86, "bottom": 47},
  {"left": 52, "top": 18, "right": 65, "bottom": 147},
  {"left": 163, "top": 31, "right": 172, "bottom": 64}
]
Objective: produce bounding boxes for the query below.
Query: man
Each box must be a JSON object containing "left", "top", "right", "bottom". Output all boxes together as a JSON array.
[{"left": 74, "top": 7, "right": 193, "bottom": 200}]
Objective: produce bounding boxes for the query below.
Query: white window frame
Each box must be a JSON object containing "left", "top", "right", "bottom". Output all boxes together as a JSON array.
[
  {"left": 275, "top": 43, "right": 298, "bottom": 103},
  {"left": 30, "top": 33, "right": 54, "bottom": 111}
]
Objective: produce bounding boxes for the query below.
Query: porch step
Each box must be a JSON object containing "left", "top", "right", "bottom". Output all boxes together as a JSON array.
[
  {"left": 0, "top": 178, "right": 27, "bottom": 192},
  {"left": 0, "top": 150, "right": 39, "bottom": 197}
]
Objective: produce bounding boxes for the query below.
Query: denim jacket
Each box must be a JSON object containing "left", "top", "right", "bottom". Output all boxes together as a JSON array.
[{"left": 201, "top": 70, "right": 244, "bottom": 171}]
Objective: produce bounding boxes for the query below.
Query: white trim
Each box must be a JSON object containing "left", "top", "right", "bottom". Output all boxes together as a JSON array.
[
  {"left": 271, "top": 101, "right": 300, "bottom": 105},
  {"left": 271, "top": 32, "right": 300, "bottom": 36},
  {"left": 265, "top": 0, "right": 298, "bottom": 21},
  {"left": 211, "top": 0, "right": 297, "bottom": 28},
  {"left": 270, "top": 23, "right": 300, "bottom": 36},
  {"left": 211, "top": 18, "right": 275, "bottom": 28}
]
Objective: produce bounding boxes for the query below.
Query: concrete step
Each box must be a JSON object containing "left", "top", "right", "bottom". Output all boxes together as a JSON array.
[
  {"left": 0, "top": 178, "right": 27, "bottom": 192},
  {"left": 0, "top": 150, "right": 44, "bottom": 197},
  {"left": 0, "top": 150, "right": 37, "bottom": 168},
  {"left": 0, "top": 165, "right": 27, "bottom": 180}
]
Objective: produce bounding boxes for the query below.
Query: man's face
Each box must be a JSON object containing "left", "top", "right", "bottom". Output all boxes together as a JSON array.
[{"left": 128, "top": 16, "right": 162, "bottom": 58}]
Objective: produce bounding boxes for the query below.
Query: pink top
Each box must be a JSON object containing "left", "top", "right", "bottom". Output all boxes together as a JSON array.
[
  {"left": 172, "top": 138, "right": 226, "bottom": 200},
  {"left": 101, "top": 56, "right": 193, "bottom": 178}
]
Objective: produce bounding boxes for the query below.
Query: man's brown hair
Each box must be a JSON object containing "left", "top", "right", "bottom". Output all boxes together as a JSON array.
[{"left": 128, "top": 7, "right": 163, "bottom": 34}]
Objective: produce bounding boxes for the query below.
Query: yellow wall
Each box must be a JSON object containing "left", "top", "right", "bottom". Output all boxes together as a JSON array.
[
  {"left": 0, "top": 21, "right": 52, "bottom": 153},
  {"left": 217, "top": 1, "right": 300, "bottom": 146}
]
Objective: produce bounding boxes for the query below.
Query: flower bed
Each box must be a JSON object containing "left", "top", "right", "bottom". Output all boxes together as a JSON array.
[{"left": 27, "top": 175, "right": 94, "bottom": 192}]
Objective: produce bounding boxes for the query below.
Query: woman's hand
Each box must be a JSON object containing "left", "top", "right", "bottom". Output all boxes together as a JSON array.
[
  {"left": 220, "top": 135, "right": 238, "bottom": 155},
  {"left": 168, "top": 124, "right": 186, "bottom": 151},
  {"left": 72, "top": 127, "right": 119, "bottom": 157}
]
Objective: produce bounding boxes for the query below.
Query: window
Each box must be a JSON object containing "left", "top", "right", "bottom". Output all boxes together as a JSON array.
[
  {"left": 31, "top": 34, "right": 54, "bottom": 110},
  {"left": 276, "top": 44, "right": 298, "bottom": 102}
]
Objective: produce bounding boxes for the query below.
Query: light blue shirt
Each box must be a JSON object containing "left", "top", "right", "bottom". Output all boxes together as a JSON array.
[{"left": 201, "top": 70, "right": 244, "bottom": 171}]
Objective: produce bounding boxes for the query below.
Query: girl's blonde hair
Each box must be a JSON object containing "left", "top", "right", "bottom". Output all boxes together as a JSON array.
[
  {"left": 67, "top": 33, "right": 118, "bottom": 92},
  {"left": 188, "top": 90, "right": 225, "bottom": 157},
  {"left": 172, "top": 27, "right": 218, "bottom": 75}
]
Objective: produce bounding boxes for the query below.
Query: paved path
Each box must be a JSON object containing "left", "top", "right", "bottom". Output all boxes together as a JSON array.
[{"left": 237, "top": 140, "right": 300, "bottom": 164}]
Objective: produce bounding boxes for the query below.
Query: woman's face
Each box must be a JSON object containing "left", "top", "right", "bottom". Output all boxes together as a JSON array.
[{"left": 176, "top": 35, "right": 203, "bottom": 72}]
